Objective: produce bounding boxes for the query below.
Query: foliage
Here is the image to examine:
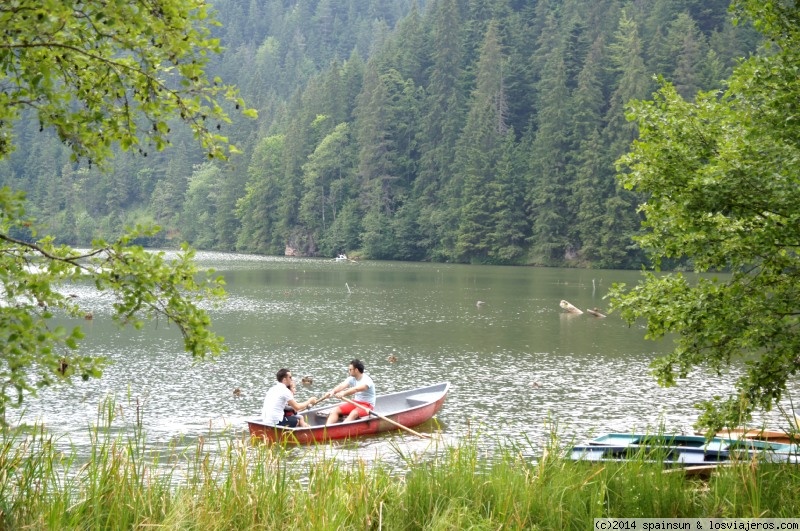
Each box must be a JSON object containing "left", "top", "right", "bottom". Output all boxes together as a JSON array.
[
  {"left": 0, "top": 0, "right": 251, "bottom": 421},
  {"left": 1, "top": 0, "right": 760, "bottom": 266},
  {"left": 609, "top": 0, "right": 800, "bottom": 431},
  {"left": 229, "top": 0, "right": 756, "bottom": 264},
  {"left": 0, "top": 188, "right": 226, "bottom": 422},
  {"left": 0, "top": 0, "right": 254, "bottom": 163}
]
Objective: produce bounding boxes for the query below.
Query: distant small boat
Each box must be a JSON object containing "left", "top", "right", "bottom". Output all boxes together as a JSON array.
[
  {"left": 334, "top": 254, "right": 348, "bottom": 262},
  {"left": 570, "top": 433, "right": 799, "bottom": 466},
  {"left": 247, "top": 382, "right": 449, "bottom": 444}
]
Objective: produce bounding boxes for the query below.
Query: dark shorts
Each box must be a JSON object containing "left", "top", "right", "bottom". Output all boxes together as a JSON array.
[{"left": 278, "top": 414, "right": 301, "bottom": 427}]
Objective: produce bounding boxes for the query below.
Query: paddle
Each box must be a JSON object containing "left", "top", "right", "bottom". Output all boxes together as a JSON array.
[
  {"left": 301, "top": 395, "right": 332, "bottom": 417},
  {"left": 311, "top": 395, "right": 332, "bottom": 407},
  {"left": 339, "top": 396, "right": 431, "bottom": 439}
]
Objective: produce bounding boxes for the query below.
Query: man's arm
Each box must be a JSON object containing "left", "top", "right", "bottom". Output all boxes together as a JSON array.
[
  {"left": 335, "top": 383, "right": 366, "bottom": 398},
  {"left": 288, "top": 396, "right": 318, "bottom": 412}
]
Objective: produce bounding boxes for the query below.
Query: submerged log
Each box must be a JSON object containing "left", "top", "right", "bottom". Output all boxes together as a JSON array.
[
  {"left": 587, "top": 308, "right": 607, "bottom": 318},
  {"left": 559, "top": 300, "right": 583, "bottom": 314}
]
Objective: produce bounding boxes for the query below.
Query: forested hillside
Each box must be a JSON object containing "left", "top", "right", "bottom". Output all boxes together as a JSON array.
[{"left": 0, "top": 0, "right": 759, "bottom": 267}]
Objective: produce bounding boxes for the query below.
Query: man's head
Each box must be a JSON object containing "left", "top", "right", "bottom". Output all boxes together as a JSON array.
[
  {"left": 349, "top": 359, "right": 365, "bottom": 375},
  {"left": 276, "top": 368, "right": 292, "bottom": 384}
]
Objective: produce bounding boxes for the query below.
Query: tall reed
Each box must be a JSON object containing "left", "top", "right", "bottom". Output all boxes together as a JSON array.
[{"left": 3, "top": 403, "right": 800, "bottom": 530}]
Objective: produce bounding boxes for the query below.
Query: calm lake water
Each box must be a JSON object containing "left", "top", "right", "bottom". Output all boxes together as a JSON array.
[{"left": 17, "top": 252, "right": 799, "bottom": 467}]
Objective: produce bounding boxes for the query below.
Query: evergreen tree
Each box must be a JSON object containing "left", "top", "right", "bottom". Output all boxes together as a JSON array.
[
  {"left": 0, "top": 0, "right": 761, "bottom": 268},
  {"left": 414, "top": 0, "right": 465, "bottom": 261},
  {"left": 571, "top": 37, "right": 612, "bottom": 265},
  {"left": 236, "top": 135, "right": 287, "bottom": 255},
  {"left": 488, "top": 131, "right": 528, "bottom": 263},
  {"left": 278, "top": 90, "right": 326, "bottom": 255},
  {"left": 527, "top": 13, "right": 575, "bottom": 264},
  {"left": 667, "top": 13, "right": 709, "bottom": 99},
  {"left": 212, "top": 163, "right": 246, "bottom": 251},
  {"left": 454, "top": 21, "right": 509, "bottom": 263},
  {"left": 150, "top": 143, "right": 191, "bottom": 231},
  {"left": 180, "top": 162, "right": 221, "bottom": 249},
  {"left": 354, "top": 65, "right": 419, "bottom": 258},
  {"left": 597, "top": 8, "right": 652, "bottom": 266},
  {"left": 324, "top": 198, "right": 363, "bottom": 255},
  {"left": 299, "top": 122, "right": 356, "bottom": 254}
]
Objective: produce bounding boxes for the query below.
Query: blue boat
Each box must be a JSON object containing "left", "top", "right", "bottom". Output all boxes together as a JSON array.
[{"left": 570, "top": 433, "right": 799, "bottom": 466}]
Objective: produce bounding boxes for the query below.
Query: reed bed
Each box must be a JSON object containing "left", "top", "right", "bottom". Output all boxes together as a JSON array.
[{"left": 2, "top": 411, "right": 800, "bottom": 530}]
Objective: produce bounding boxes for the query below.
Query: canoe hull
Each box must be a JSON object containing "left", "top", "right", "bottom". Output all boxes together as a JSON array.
[
  {"left": 571, "top": 432, "right": 800, "bottom": 466},
  {"left": 247, "top": 382, "right": 449, "bottom": 444}
]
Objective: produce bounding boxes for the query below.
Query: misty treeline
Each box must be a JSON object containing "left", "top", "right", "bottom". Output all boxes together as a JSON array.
[{"left": 0, "top": 0, "right": 758, "bottom": 267}]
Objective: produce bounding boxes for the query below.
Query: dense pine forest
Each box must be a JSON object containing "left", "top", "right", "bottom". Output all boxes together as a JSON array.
[{"left": 0, "top": 0, "right": 760, "bottom": 267}]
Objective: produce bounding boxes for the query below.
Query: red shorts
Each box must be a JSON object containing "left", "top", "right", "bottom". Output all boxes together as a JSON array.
[{"left": 339, "top": 400, "right": 373, "bottom": 418}]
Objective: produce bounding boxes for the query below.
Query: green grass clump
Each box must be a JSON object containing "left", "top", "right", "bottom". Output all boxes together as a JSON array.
[{"left": 2, "top": 406, "right": 800, "bottom": 530}]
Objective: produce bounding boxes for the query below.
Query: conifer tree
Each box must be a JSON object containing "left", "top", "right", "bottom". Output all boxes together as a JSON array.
[
  {"left": 236, "top": 135, "right": 287, "bottom": 254},
  {"left": 414, "top": 0, "right": 465, "bottom": 260},
  {"left": 300, "top": 123, "right": 356, "bottom": 253},
  {"left": 455, "top": 22, "right": 509, "bottom": 262},
  {"left": 527, "top": 13, "right": 574, "bottom": 264}
]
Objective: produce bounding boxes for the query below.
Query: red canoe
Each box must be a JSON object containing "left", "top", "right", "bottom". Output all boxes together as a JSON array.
[{"left": 247, "top": 382, "right": 449, "bottom": 444}]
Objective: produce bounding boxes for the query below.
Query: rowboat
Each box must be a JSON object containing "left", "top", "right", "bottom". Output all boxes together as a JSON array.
[
  {"left": 247, "top": 382, "right": 449, "bottom": 444},
  {"left": 570, "top": 433, "right": 799, "bottom": 466},
  {"left": 706, "top": 427, "right": 798, "bottom": 445},
  {"left": 708, "top": 415, "right": 800, "bottom": 444}
]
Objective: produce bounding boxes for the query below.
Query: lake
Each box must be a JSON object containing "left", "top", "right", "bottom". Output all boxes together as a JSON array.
[{"left": 16, "top": 252, "right": 799, "bottom": 467}]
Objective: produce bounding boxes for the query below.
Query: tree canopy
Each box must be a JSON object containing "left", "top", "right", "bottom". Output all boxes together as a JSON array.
[
  {"left": 609, "top": 0, "right": 800, "bottom": 432},
  {"left": 0, "top": 0, "right": 255, "bottom": 423},
  {"left": 1, "top": 0, "right": 759, "bottom": 266}
]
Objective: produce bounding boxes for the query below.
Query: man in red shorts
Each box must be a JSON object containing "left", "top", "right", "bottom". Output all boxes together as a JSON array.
[{"left": 322, "top": 359, "right": 375, "bottom": 424}]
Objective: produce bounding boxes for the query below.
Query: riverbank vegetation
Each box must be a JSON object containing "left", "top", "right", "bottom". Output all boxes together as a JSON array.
[{"left": 3, "top": 420, "right": 800, "bottom": 530}]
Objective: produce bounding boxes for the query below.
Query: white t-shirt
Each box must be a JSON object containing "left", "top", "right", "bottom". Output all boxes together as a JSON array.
[
  {"left": 261, "top": 382, "right": 292, "bottom": 425},
  {"left": 349, "top": 373, "right": 375, "bottom": 405}
]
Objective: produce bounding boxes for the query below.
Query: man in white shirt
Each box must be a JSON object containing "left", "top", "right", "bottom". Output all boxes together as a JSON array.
[{"left": 261, "top": 368, "right": 317, "bottom": 427}]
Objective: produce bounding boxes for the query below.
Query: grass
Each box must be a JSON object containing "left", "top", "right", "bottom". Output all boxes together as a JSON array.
[{"left": 2, "top": 405, "right": 800, "bottom": 530}]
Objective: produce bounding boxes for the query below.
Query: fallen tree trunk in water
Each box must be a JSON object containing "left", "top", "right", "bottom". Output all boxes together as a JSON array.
[{"left": 559, "top": 300, "right": 583, "bottom": 314}]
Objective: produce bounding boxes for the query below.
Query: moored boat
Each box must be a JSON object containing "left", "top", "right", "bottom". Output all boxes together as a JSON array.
[
  {"left": 570, "top": 432, "right": 799, "bottom": 466},
  {"left": 247, "top": 382, "right": 449, "bottom": 444},
  {"left": 706, "top": 427, "right": 798, "bottom": 445}
]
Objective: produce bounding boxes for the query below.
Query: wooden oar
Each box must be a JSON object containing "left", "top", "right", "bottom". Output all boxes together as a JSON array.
[
  {"left": 339, "top": 396, "right": 431, "bottom": 439},
  {"left": 311, "top": 395, "right": 333, "bottom": 407}
]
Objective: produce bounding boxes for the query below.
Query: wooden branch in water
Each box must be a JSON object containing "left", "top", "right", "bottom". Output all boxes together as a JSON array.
[{"left": 559, "top": 300, "right": 583, "bottom": 314}]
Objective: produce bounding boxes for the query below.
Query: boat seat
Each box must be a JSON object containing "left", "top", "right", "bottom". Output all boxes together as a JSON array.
[
  {"left": 314, "top": 408, "right": 389, "bottom": 420},
  {"left": 406, "top": 392, "right": 440, "bottom": 407}
]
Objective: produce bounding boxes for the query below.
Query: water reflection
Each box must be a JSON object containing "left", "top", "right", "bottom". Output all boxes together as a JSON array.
[{"left": 15, "top": 252, "right": 800, "bottom": 472}]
